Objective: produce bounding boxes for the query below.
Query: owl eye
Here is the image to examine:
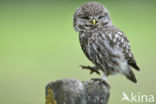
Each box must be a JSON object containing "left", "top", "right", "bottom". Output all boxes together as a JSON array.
[
  {"left": 81, "top": 16, "right": 90, "bottom": 20},
  {"left": 98, "top": 15, "right": 105, "bottom": 19},
  {"left": 98, "top": 13, "right": 108, "bottom": 19}
]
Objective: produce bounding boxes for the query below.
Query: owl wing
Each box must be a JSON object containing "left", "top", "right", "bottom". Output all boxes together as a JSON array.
[{"left": 106, "top": 27, "right": 140, "bottom": 71}]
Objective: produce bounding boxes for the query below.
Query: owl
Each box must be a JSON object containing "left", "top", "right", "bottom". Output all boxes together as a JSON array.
[{"left": 73, "top": 2, "right": 140, "bottom": 86}]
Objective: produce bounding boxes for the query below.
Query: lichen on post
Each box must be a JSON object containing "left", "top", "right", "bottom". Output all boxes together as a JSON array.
[{"left": 46, "top": 88, "right": 57, "bottom": 104}]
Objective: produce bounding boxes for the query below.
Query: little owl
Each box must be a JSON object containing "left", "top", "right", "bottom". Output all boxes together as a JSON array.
[{"left": 73, "top": 2, "right": 140, "bottom": 87}]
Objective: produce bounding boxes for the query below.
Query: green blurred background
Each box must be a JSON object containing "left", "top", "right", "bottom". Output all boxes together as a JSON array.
[{"left": 0, "top": 0, "right": 156, "bottom": 104}]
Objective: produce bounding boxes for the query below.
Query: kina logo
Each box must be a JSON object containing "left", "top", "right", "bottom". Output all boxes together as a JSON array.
[{"left": 121, "top": 92, "right": 154, "bottom": 103}]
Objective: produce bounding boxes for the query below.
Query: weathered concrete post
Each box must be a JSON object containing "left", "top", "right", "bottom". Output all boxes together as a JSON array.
[{"left": 45, "top": 79, "right": 110, "bottom": 104}]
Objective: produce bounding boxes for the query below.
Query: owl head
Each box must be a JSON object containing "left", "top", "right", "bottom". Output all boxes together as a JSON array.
[{"left": 73, "top": 2, "right": 112, "bottom": 32}]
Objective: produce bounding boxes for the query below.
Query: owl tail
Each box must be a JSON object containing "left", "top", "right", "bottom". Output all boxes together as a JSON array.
[
  {"left": 128, "top": 60, "right": 140, "bottom": 71},
  {"left": 124, "top": 70, "right": 137, "bottom": 83}
]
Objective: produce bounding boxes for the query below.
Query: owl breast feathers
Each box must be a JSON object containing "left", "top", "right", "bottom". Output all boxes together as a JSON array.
[{"left": 79, "top": 26, "right": 139, "bottom": 82}]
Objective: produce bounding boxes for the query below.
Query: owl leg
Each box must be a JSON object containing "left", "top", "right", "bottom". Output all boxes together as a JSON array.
[
  {"left": 91, "top": 74, "right": 110, "bottom": 88},
  {"left": 80, "top": 65, "right": 100, "bottom": 75}
]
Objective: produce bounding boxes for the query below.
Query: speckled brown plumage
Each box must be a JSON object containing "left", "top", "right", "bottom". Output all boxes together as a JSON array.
[{"left": 73, "top": 2, "right": 140, "bottom": 84}]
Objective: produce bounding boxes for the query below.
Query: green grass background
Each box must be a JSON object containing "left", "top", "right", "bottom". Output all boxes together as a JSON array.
[{"left": 0, "top": 0, "right": 156, "bottom": 104}]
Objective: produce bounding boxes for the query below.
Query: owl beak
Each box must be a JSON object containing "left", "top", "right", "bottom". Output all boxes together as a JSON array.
[{"left": 91, "top": 19, "right": 96, "bottom": 26}]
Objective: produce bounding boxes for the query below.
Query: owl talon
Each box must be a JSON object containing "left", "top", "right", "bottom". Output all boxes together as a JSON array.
[
  {"left": 80, "top": 65, "right": 100, "bottom": 75},
  {"left": 91, "top": 78, "right": 110, "bottom": 88}
]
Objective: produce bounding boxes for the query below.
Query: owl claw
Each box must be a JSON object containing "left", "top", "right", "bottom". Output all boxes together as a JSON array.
[
  {"left": 80, "top": 65, "right": 101, "bottom": 75},
  {"left": 91, "top": 78, "right": 110, "bottom": 89}
]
